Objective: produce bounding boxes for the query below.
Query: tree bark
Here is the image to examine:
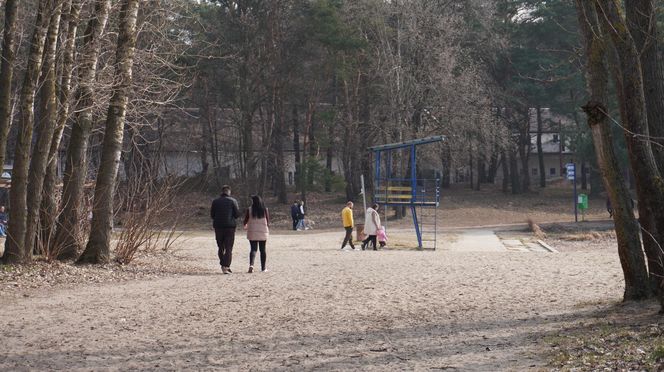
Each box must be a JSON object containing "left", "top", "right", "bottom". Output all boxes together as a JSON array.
[
  {"left": 41, "top": 0, "right": 82, "bottom": 254},
  {"left": 625, "top": 0, "right": 664, "bottom": 173},
  {"left": 577, "top": 0, "right": 651, "bottom": 300},
  {"left": 536, "top": 106, "right": 546, "bottom": 188},
  {"left": 501, "top": 151, "right": 509, "bottom": 193},
  {"left": 518, "top": 121, "right": 530, "bottom": 192},
  {"left": 273, "top": 96, "right": 287, "bottom": 204},
  {"left": 292, "top": 105, "right": 300, "bottom": 190},
  {"left": 509, "top": 148, "right": 520, "bottom": 194},
  {"left": 0, "top": 0, "right": 19, "bottom": 178},
  {"left": 79, "top": 0, "right": 140, "bottom": 264},
  {"left": 595, "top": 0, "right": 664, "bottom": 293},
  {"left": 25, "top": 1, "right": 63, "bottom": 255},
  {"left": 54, "top": 0, "right": 111, "bottom": 260},
  {"left": 3, "top": 0, "right": 52, "bottom": 263}
]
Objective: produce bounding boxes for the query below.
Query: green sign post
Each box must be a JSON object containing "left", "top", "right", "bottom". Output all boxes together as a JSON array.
[{"left": 577, "top": 193, "right": 588, "bottom": 221}]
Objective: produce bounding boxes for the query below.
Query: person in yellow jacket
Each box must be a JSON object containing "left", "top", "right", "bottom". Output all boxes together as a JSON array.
[{"left": 340, "top": 201, "right": 356, "bottom": 250}]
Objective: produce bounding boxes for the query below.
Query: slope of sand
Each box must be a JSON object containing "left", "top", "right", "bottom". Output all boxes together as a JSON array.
[{"left": 0, "top": 230, "right": 623, "bottom": 370}]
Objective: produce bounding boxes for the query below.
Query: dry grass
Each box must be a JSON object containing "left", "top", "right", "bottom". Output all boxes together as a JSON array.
[
  {"left": 527, "top": 218, "right": 547, "bottom": 239},
  {"left": 545, "top": 302, "right": 664, "bottom": 371},
  {"left": 559, "top": 231, "right": 616, "bottom": 241}
]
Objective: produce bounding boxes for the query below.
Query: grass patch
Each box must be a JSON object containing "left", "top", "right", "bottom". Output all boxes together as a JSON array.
[
  {"left": 559, "top": 231, "right": 615, "bottom": 241},
  {"left": 0, "top": 264, "right": 16, "bottom": 273},
  {"left": 546, "top": 306, "right": 664, "bottom": 370}
]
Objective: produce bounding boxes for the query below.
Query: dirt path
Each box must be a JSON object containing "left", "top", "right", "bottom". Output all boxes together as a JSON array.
[{"left": 0, "top": 230, "right": 624, "bottom": 371}]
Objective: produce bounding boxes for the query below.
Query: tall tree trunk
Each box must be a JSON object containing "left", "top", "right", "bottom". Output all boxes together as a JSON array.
[
  {"left": 478, "top": 157, "right": 486, "bottom": 185},
  {"left": 576, "top": 0, "right": 651, "bottom": 300},
  {"left": 273, "top": 96, "right": 287, "bottom": 204},
  {"left": 25, "top": 1, "right": 63, "bottom": 255},
  {"left": 518, "top": 121, "right": 530, "bottom": 192},
  {"left": 468, "top": 150, "right": 474, "bottom": 190},
  {"left": 292, "top": 105, "right": 300, "bottom": 191},
  {"left": 581, "top": 159, "right": 588, "bottom": 190},
  {"left": 595, "top": 0, "right": 664, "bottom": 293},
  {"left": 589, "top": 164, "right": 604, "bottom": 197},
  {"left": 79, "top": 0, "right": 140, "bottom": 264},
  {"left": 625, "top": 0, "right": 664, "bottom": 173},
  {"left": 501, "top": 151, "right": 509, "bottom": 193},
  {"left": 441, "top": 145, "right": 451, "bottom": 189},
  {"left": 536, "top": 106, "right": 546, "bottom": 188},
  {"left": 54, "top": 0, "right": 111, "bottom": 260},
  {"left": 509, "top": 148, "right": 520, "bottom": 194},
  {"left": 3, "top": 0, "right": 52, "bottom": 263},
  {"left": 487, "top": 150, "right": 498, "bottom": 183},
  {"left": 0, "top": 0, "right": 19, "bottom": 173},
  {"left": 41, "top": 0, "right": 82, "bottom": 254}
]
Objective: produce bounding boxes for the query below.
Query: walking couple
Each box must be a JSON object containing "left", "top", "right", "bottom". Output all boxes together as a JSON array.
[{"left": 211, "top": 185, "right": 269, "bottom": 274}]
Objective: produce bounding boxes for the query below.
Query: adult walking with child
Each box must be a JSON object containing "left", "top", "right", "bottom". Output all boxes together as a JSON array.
[
  {"left": 361, "top": 203, "right": 381, "bottom": 250},
  {"left": 244, "top": 195, "right": 270, "bottom": 273}
]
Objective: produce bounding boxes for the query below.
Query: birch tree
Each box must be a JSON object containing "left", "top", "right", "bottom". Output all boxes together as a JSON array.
[
  {"left": 0, "top": 0, "right": 19, "bottom": 174},
  {"left": 3, "top": 0, "right": 54, "bottom": 263},
  {"left": 78, "top": 0, "right": 140, "bottom": 264},
  {"left": 54, "top": 0, "right": 111, "bottom": 259},
  {"left": 24, "top": 0, "right": 64, "bottom": 255}
]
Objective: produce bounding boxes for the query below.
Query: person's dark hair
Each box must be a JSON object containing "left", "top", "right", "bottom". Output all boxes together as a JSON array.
[
  {"left": 250, "top": 195, "right": 266, "bottom": 219},
  {"left": 372, "top": 203, "right": 379, "bottom": 210},
  {"left": 221, "top": 185, "right": 231, "bottom": 195}
]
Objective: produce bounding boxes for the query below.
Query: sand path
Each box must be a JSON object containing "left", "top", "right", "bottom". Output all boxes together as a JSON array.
[{"left": 0, "top": 230, "right": 623, "bottom": 371}]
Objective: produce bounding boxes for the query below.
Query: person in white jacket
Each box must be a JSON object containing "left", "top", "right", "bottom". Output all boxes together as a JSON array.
[{"left": 361, "top": 203, "right": 381, "bottom": 250}]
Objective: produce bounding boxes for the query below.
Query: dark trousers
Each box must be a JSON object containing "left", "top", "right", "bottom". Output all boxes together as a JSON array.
[
  {"left": 363, "top": 235, "right": 377, "bottom": 250},
  {"left": 292, "top": 218, "right": 298, "bottom": 231},
  {"left": 215, "top": 227, "right": 236, "bottom": 267},
  {"left": 249, "top": 240, "right": 267, "bottom": 270},
  {"left": 341, "top": 227, "right": 355, "bottom": 248}
]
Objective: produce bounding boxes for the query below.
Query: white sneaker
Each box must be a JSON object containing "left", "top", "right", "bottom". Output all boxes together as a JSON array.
[
  {"left": 221, "top": 267, "right": 229, "bottom": 274},
  {"left": 261, "top": 269, "right": 269, "bottom": 272}
]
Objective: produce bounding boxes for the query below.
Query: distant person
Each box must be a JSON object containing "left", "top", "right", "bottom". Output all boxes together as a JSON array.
[
  {"left": 0, "top": 205, "right": 7, "bottom": 237},
  {"left": 296, "top": 200, "right": 306, "bottom": 231},
  {"left": 361, "top": 203, "right": 381, "bottom": 250},
  {"left": 340, "top": 201, "right": 356, "bottom": 250},
  {"left": 606, "top": 196, "right": 636, "bottom": 218},
  {"left": 290, "top": 200, "right": 300, "bottom": 231},
  {"left": 211, "top": 185, "right": 240, "bottom": 274},
  {"left": 244, "top": 195, "right": 269, "bottom": 273}
]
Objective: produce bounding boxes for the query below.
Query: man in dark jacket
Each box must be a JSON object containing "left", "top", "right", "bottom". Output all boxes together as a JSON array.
[
  {"left": 211, "top": 185, "right": 240, "bottom": 274},
  {"left": 290, "top": 201, "right": 299, "bottom": 231}
]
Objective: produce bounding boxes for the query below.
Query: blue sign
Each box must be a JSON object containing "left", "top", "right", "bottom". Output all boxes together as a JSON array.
[{"left": 565, "top": 163, "right": 576, "bottom": 180}]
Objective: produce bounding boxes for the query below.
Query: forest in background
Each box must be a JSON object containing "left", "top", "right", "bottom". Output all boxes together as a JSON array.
[{"left": 0, "top": 0, "right": 663, "bottom": 308}]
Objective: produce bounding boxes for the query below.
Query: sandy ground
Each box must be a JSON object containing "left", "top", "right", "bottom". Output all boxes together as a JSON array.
[{"left": 0, "top": 228, "right": 625, "bottom": 371}]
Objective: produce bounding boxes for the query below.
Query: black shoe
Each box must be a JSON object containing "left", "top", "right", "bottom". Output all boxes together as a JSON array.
[{"left": 361, "top": 242, "right": 366, "bottom": 250}]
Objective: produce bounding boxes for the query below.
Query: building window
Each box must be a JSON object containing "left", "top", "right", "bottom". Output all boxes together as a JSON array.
[
  {"left": 532, "top": 168, "right": 538, "bottom": 176},
  {"left": 288, "top": 171, "right": 293, "bottom": 185},
  {"left": 550, "top": 167, "right": 556, "bottom": 176},
  {"left": 553, "top": 134, "right": 559, "bottom": 142}
]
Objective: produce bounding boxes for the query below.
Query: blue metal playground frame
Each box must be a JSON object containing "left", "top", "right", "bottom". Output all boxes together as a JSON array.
[{"left": 368, "top": 135, "right": 444, "bottom": 248}]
